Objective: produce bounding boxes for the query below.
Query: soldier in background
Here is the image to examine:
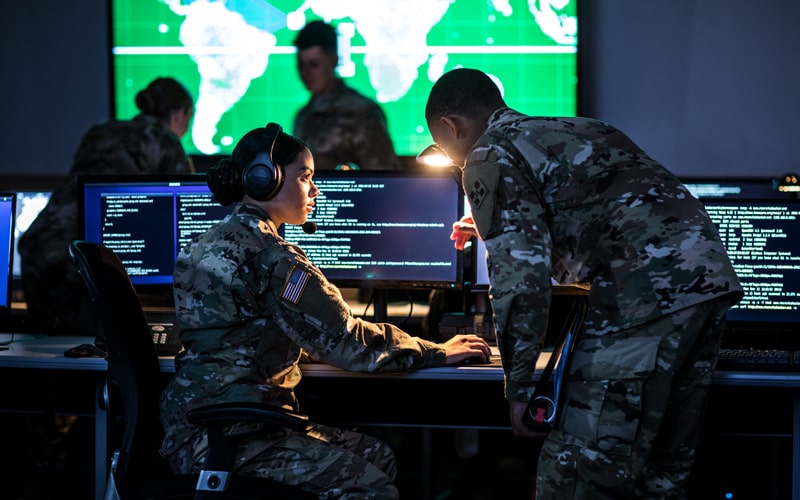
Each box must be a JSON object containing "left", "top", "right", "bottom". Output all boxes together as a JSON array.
[
  {"left": 159, "top": 123, "right": 489, "bottom": 498},
  {"left": 425, "top": 68, "right": 743, "bottom": 499},
  {"left": 18, "top": 76, "right": 195, "bottom": 335},
  {"left": 292, "top": 20, "right": 403, "bottom": 171},
  {"left": 9, "top": 76, "right": 195, "bottom": 499}
]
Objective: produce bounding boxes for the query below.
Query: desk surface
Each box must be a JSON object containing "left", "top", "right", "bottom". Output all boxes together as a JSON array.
[
  {"left": 0, "top": 333, "right": 511, "bottom": 381},
  {"left": 4, "top": 333, "right": 800, "bottom": 386},
  {"left": 0, "top": 334, "right": 108, "bottom": 371}
]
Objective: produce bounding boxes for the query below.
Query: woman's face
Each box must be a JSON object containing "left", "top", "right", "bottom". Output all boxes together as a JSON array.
[
  {"left": 168, "top": 107, "right": 194, "bottom": 139},
  {"left": 265, "top": 148, "right": 318, "bottom": 226}
]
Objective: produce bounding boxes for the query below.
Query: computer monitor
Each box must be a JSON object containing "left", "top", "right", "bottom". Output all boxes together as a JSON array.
[
  {"left": 0, "top": 193, "right": 16, "bottom": 310},
  {"left": 78, "top": 174, "right": 233, "bottom": 291},
  {"left": 703, "top": 198, "right": 800, "bottom": 344},
  {"left": 12, "top": 191, "right": 51, "bottom": 281},
  {"left": 282, "top": 170, "right": 463, "bottom": 290}
]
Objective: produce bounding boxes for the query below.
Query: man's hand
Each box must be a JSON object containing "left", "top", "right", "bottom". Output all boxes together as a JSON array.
[
  {"left": 510, "top": 400, "right": 550, "bottom": 439},
  {"left": 450, "top": 215, "right": 479, "bottom": 250}
]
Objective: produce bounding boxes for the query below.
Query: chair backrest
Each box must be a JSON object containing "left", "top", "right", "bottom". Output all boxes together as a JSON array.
[
  {"left": 71, "top": 240, "right": 317, "bottom": 500},
  {"left": 69, "top": 240, "right": 165, "bottom": 493}
]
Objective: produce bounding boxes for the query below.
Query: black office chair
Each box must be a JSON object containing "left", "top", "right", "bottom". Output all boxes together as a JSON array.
[{"left": 68, "top": 240, "right": 315, "bottom": 499}]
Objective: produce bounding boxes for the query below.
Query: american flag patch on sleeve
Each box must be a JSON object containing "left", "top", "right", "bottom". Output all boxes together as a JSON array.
[{"left": 281, "top": 265, "right": 311, "bottom": 304}]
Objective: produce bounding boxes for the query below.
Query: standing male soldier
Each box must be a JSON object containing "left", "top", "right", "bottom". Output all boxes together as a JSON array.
[
  {"left": 292, "top": 20, "right": 402, "bottom": 171},
  {"left": 425, "top": 68, "right": 742, "bottom": 498}
]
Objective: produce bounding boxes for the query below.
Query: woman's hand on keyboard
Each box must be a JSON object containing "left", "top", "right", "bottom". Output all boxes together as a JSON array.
[{"left": 442, "top": 334, "right": 492, "bottom": 365}]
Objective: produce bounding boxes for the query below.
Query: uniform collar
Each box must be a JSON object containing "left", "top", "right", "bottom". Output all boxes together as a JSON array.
[
  {"left": 486, "top": 107, "right": 518, "bottom": 127},
  {"left": 235, "top": 203, "right": 279, "bottom": 232}
]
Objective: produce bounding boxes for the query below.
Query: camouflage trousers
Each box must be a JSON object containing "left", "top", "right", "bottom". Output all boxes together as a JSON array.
[
  {"left": 165, "top": 421, "right": 399, "bottom": 499},
  {"left": 535, "top": 296, "right": 733, "bottom": 499}
]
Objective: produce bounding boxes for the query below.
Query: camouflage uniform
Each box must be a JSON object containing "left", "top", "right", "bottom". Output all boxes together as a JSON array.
[
  {"left": 293, "top": 78, "right": 403, "bottom": 171},
  {"left": 17, "top": 115, "right": 192, "bottom": 335},
  {"left": 463, "top": 108, "right": 743, "bottom": 498},
  {"left": 161, "top": 203, "right": 446, "bottom": 498}
]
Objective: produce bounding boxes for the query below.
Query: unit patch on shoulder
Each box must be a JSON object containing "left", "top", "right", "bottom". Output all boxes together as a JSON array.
[
  {"left": 467, "top": 178, "right": 490, "bottom": 209},
  {"left": 281, "top": 265, "right": 311, "bottom": 304}
]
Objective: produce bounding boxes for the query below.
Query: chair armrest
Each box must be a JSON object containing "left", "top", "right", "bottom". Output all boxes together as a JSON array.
[
  {"left": 187, "top": 402, "right": 312, "bottom": 496},
  {"left": 186, "top": 402, "right": 311, "bottom": 432}
]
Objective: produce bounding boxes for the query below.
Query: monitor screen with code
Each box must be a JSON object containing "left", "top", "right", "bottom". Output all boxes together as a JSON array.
[
  {"left": 78, "top": 174, "right": 233, "bottom": 289},
  {"left": 282, "top": 170, "right": 463, "bottom": 289},
  {"left": 703, "top": 198, "right": 800, "bottom": 327}
]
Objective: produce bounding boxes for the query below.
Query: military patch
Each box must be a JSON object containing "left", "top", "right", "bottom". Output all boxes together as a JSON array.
[
  {"left": 281, "top": 265, "right": 310, "bottom": 304},
  {"left": 468, "top": 178, "right": 490, "bottom": 209}
]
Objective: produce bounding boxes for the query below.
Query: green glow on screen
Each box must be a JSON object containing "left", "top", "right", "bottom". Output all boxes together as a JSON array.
[{"left": 111, "top": 0, "right": 578, "bottom": 158}]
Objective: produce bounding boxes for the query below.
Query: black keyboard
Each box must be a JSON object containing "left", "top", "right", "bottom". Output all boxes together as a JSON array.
[{"left": 716, "top": 348, "right": 800, "bottom": 371}]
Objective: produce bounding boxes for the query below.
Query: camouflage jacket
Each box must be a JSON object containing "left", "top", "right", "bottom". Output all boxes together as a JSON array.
[
  {"left": 160, "top": 203, "right": 444, "bottom": 449},
  {"left": 292, "top": 78, "right": 402, "bottom": 170},
  {"left": 17, "top": 114, "right": 192, "bottom": 334},
  {"left": 463, "top": 107, "right": 743, "bottom": 402}
]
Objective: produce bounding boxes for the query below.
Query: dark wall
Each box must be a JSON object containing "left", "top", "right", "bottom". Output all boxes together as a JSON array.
[
  {"left": 1, "top": 1, "right": 110, "bottom": 177},
  {"left": 2, "top": 1, "right": 798, "bottom": 178},
  {"left": 579, "top": 1, "right": 800, "bottom": 178}
]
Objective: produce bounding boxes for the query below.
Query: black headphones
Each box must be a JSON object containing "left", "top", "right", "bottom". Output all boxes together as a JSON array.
[{"left": 242, "top": 122, "right": 285, "bottom": 201}]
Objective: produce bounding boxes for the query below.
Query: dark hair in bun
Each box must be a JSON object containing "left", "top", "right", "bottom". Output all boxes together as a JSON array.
[
  {"left": 206, "top": 158, "right": 243, "bottom": 206},
  {"left": 134, "top": 77, "right": 194, "bottom": 120}
]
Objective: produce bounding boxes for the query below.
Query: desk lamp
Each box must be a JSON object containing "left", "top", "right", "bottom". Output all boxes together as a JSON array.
[
  {"left": 416, "top": 144, "right": 462, "bottom": 185},
  {"left": 416, "top": 143, "right": 455, "bottom": 168}
]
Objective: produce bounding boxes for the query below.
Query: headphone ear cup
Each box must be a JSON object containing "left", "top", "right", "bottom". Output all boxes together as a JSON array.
[
  {"left": 241, "top": 122, "right": 284, "bottom": 201},
  {"left": 242, "top": 152, "right": 282, "bottom": 201}
]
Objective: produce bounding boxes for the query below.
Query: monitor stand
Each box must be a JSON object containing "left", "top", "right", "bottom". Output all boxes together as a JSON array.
[{"left": 372, "top": 289, "right": 388, "bottom": 323}]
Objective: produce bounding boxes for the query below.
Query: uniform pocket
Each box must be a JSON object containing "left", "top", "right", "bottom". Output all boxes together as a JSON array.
[{"left": 561, "top": 336, "right": 660, "bottom": 456}]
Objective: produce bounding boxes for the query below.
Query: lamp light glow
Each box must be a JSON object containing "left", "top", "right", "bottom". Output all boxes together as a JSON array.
[
  {"left": 416, "top": 144, "right": 456, "bottom": 169},
  {"left": 416, "top": 143, "right": 463, "bottom": 185}
]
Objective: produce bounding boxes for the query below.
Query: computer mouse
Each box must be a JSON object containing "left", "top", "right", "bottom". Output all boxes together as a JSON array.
[{"left": 63, "top": 343, "right": 106, "bottom": 358}]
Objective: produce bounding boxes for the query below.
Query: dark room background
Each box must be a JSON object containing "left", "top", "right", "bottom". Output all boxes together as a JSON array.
[{"left": 1, "top": 0, "right": 798, "bottom": 179}]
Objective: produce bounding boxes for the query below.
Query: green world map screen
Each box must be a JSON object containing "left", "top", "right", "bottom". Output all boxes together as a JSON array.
[{"left": 111, "top": 0, "right": 578, "bottom": 159}]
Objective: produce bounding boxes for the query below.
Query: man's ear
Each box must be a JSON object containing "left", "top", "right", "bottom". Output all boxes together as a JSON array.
[
  {"left": 440, "top": 114, "right": 471, "bottom": 139},
  {"left": 438, "top": 115, "right": 457, "bottom": 138},
  {"left": 444, "top": 114, "right": 473, "bottom": 139}
]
